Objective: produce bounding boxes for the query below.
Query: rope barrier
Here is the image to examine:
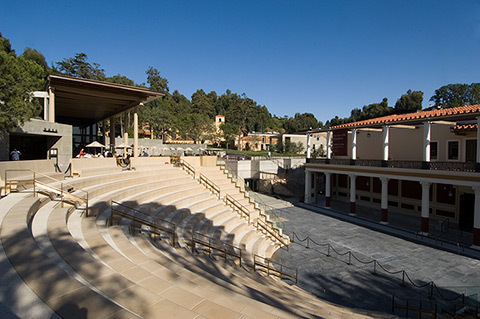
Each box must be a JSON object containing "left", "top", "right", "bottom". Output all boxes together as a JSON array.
[{"left": 290, "top": 231, "right": 466, "bottom": 303}]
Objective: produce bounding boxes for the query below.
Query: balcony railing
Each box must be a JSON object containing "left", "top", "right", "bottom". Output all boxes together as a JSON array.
[{"left": 307, "top": 158, "right": 478, "bottom": 172}]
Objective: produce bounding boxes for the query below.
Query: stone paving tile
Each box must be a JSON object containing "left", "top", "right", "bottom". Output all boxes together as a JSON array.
[{"left": 257, "top": 193, "right": 480, "bottom": 315}]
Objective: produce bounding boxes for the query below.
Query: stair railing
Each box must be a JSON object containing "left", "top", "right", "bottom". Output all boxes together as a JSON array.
[
  {"left": 110, "top": 200, "right": 176, "bottom": 246},
  {"left": 253, "top": 254, "right": 297, "bottom": 284},
  {"left": 5, "top": 169, "right": 89, "bottom": 216},
  {"left": 225, "top": 194, "right": 251, "bottom": 224},
  {"left": 199, "top": 173, "right": 221, "bottom": 199}
]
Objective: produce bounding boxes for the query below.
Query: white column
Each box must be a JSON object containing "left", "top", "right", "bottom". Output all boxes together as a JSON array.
[
  {"left": 423, "top": 121, "right": 431, "bottom": 162},
  {"left": 43, "top": 95, "right": 49, "bottom": 121},
  {"left": 325, "top": 172, "right": 331, "bottom": 207},
  {"left": 380, "top": 177, "right": 389, "bottom": 224},
  {"left": 382, "top": 126, "right": 390, "bottom": 161},
  {"left": 351, "top": 129, "right": 357, "bottom": 160},
  {"left": 326, "top": 131, "right": 332, "bottom": 159},
  {"left": 48, "top": 86, "right": 55, "bottom": 123},
  {"left": 133, "top": 106, "right": 139, "bottom": 157},
  {"left": 305, "top": 170, "right": 312, "bottom": 204},
  {"left": 473, "top": 186, "right": 480, "bottom": 247},
  {"left": 349, "top": 174, "right": 356, "bottom": 214},
  {"left": 420, "top": 181, "right": 431, "bottom": 234},
  {"left": 123, "top": 112, "right": 129, "bottom": 155},
  {"left": 306, "top": 134, "right": 311, "bottom": 158}
]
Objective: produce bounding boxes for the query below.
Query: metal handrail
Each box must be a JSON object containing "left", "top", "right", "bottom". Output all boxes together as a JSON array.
[
  {"left": 180, "top": 159, "right": 195, "bottom": 177},
  {"left": 257, "top": 219, "right": 289, "bottom": 248},
  {"left": 189, "top": 232, "right": 242, "bottom": 264},
  {"left": 253, "top": 254, "right": 297, "bottom": 284},
  {"left": 219, "top": 160, "right": 285, "bottom": 230},
  {"left": 5, "top": 169, "right": 89, "bottom": 215},
  {"left": 110, "top": 200, "right": 176, "bottom": 246},
  {"left": 199, "top": 173, "right": 220, "bottom": 198},
  {"left": 392, "top": 294, "right": 437, "bottom": 319},
  {"left": 225, "top": 194, "right": 251, "bottom": 224}
]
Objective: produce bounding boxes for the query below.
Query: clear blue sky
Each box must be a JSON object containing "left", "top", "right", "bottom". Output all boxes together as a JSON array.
[{"left": 2, "top": 1, "right": 480, "bottom": 124}]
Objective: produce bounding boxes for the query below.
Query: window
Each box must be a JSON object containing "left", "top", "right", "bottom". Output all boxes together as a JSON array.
[
  {"left": 447, "top": 141, "right": 459, "bottom": 160},
  {"left": 430, "top": 141, "right": 438, "bottom": 160}
]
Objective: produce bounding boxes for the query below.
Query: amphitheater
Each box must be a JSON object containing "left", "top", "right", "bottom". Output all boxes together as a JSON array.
[{"left": 0, "top": 156, "right": 394, "bottom": 319}]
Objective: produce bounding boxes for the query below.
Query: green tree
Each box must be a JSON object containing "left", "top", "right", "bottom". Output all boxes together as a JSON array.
[
  {"left": 394, "top": 89, "right": 423, "bottom": 113},
  {"left": 178, "top": 113, "right": 212, "bottom": 143},
  {"left": 22, "top": 47, "right": 49, "bottom": 74},
  {"left": 191, "top": 89, "right": 216, "bottom": 118},
  {"left": 0, "top": 52, "right": 44, "bottom": 132},
  {"left": 146, "top": 67, "right": 169, "bottom": 94},
  {"left": 56, "top": 53, "right": 106, "bottom": 80},
  {"left": 220, "top": 123, "right": 240, "bottom": 149},
  {"left": 106, "top": 74, "right": 135, "bottom": 86},
  {"left": 430, "top": 83, "right": 480, "bottom": 108},
  {"left": 0, "top": 32, "right": 15, "bottom": 56}
]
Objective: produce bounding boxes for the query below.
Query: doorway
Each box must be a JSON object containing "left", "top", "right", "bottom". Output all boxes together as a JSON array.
[
  {"left": 459, "top": 193, "right": 475, "bottom": 232},
  {"left": 466, "top": 140, "right": 477, "bottom": 162}
]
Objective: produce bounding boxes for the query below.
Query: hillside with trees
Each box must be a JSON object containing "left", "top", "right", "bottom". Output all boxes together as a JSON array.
[{"left": 1, "top": 32, "right": 479, "bottom": 142}]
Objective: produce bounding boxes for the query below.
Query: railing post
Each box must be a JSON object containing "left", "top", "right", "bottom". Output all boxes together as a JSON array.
[
  {"left": 373, "top": 260, "right": 376, "bottom": 275},
  {"left": 402, "top": 271, "right": 405, "bottom": 286},
  {"left": 327, "top": 244, "right": 330, "bottom": 257},
  {"left": 348, "top": 251, "right": 351, "bottom": 265},
  {"left": 430, "top": 282, "right": 434, "bottom": 298},
  {"left": 61, "top": 183, "right": 64, "bottom": 208},
  {"left": 306, "top": 237, "right": 310, "bottom": 249}
]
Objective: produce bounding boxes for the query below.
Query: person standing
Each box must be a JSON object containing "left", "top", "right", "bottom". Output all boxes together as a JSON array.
[{"left": 10, "top": 148, "right": 21, "bottom": 161}]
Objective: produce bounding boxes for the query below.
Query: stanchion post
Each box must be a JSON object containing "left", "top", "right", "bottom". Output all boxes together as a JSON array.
[
  {"left": 373, "top": 260, "right": 377, "bottom": 275},
  {"left": 348, "top": 251, "right": 351, "bottom": 265},
  {"left": 402, "top": 271, "right": 405, "bottom": 286},
  {"left": 327, "top": 244, "right": 330, "bottom": 256}
]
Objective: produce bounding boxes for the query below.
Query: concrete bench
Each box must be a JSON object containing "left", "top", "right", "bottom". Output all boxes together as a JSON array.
[
  {"left": 69, "top": 157, "right": 120, "bottom": 177},
  {"left": 0, "top": 159, "right": 63, "bottom": 195}
]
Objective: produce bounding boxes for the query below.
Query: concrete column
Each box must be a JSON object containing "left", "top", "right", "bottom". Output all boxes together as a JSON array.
[
  {"left": 380, "top": 177, "right": 389, "bottom": 224},
  {"left": 133, "top": 106, "right": 139, "bottom": 157},
  {"left": 110, "top": 116, "right": 116, "bottom": 153},
  {"left": 382, "top": 126, "right": 390, "bottom": 162},
  {"left": 351, "top": 129, "right": 357, "bottom": 161},
  {"left": 423, "top": 121, "right": 431, "bottom": 162},
  {"left": 306, "top": 134, "right": 311, "bottom": 159},
  {"left": 305, "top": 170, "right": 312, "bottom": 204},
  {"left": 473, "top": 186, "right": 480, "bottom": 247},
  {"left": 349, "top": 174, "right": 356, "bottom": 214},
  {"left": 420, "top": 181, "right": 431, "bottom": 234},
  {"left": 123, "top": 112, "right": 129, "bottom": 155},
  {"left": 326, "top": 131, "right": 332, "bottom": 159},
  {"left": 325, "top": 172, "right": 331, "bottom": 207},
  {"left": 48, "top": 86, "right": 55, "bottom": 123},
  {"left": 43, "top": 95, "right": 49, "bottom": 121}
]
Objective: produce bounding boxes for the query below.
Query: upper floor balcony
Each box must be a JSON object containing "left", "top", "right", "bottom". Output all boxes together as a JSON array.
[{"left": 307, "top": 105, "right": 480, "bottom": 174}]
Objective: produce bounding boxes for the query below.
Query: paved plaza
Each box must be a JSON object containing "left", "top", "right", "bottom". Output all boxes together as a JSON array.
[{"left": 263, "top": 193, "right": 480, "bottom": 315}]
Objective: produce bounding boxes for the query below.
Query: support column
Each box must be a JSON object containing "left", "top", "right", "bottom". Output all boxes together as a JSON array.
[
  {"left": 123, "top": 112, "right": 129, "bottom": 155},
  {"left": 420, "top": 181, "right": 431, "bottom": 234},
  {"left": 382, "top": 126, "right": 389, "bottom": 166},
  {"left": 305, "top": 170, "right": 312, "bottom": 204},
  {"left": 306, "top": 133, "right": 311, "bottom": 159},
  {"left": 472, "top": 186, "right": 480, "bottom": 248},
  {"left": 349, "top": 174, "right": 356, "bottom": 215},
  {"left": 325, "top": 172, "right": 331, "bottom": 207},
  {"left": 133, "top": 106, "right": 139, "bottom": 157},
  {"left": 423, "top": 121, "right": 431, "bottom": 169},
  {"left": 110, "top": 116, "right": 116, "bottom": 153},
  {"left": 351, "top": 129, "right": 357, "bottom": 162},
  {"left": 476, "top": 117, "right": 480, "bottom": 172},
  {"left": 380, "top": 177, "right": 389, "bottom": 224},
  {"left": 326, "top": 131, "right": 332, "bottom": 160},
  {"left": 48, "top": 86, "right": 55, "bottom": 123}
]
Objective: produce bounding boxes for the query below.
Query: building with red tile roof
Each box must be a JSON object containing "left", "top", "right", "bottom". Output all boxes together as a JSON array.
[{"left": 305, "top": 104, "right": 480, "bottom": 248}]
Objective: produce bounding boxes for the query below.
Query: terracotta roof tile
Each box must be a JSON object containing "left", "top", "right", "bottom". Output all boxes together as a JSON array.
[{"left": 330, "top": 104, "right": 480, "bottom": 130}]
